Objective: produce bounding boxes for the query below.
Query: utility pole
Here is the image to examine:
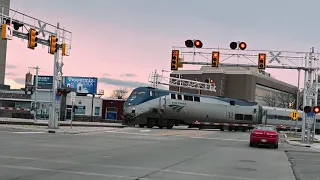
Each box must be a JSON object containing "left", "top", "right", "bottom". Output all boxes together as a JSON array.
[{"left": 28, "top": 66, "right": 40, "bottom": 122}]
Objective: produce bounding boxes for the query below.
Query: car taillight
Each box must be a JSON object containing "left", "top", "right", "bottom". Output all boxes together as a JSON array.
[
  {"left": 252, "top": 132, "right": 263, "bottom": 135},
  {"left": 266, "top": 133, "right": 277, "bottom": 136}
]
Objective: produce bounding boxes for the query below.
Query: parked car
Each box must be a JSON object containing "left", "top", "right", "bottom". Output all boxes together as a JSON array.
[{"left": 249, "top": 125, "right": 279, "bottom": 149}]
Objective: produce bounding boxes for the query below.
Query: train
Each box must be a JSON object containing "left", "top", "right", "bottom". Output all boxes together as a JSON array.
[{"left": 123, "top": 86, "right": 320, "bottom": 134}]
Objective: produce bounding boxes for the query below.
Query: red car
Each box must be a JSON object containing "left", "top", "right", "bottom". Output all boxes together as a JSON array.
[{"left": 249, "top": 125, "right": 279, "bottom": 149}]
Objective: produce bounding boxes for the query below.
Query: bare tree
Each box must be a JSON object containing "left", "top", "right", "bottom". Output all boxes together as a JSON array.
[
  {"left": 110, "top": 88, "right": 129, "bottom": 99},
  {"left": 261, "top": 93, "right": 278, "bottom": 107},
  {"left": 277, "top": 93, "right": 295, "bottom": 108}
]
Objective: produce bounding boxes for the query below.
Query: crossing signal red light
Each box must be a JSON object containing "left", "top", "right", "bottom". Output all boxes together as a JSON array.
[
  {"left": 230, "top": 42, "right": 237, "bottom": 50},
  {"left": 304, "top": 106, "right": 311, "bottom": 113},
  {"left": 185, "top": 39, "right": 194, "bottom": 48},
  {"left": 211, "top": 51, "right": 220, "bottom": 67},
  {"left": 194, "top": 40, "right": 203, "bottom": 48},
  {"left": 210, "top": 79, "right": 214, "bottom": 83},
  {"left": 171, "top": 50, "right": 179, "bottom": 70},
  {"left": 313, "top": 106, "right": 320, "bottom": 114},
  {"left": 239, "top": 42, "right": 247, "bottom": 50},
  {"left": 258, "top": 53, "right": 266, "bottom": 70}
]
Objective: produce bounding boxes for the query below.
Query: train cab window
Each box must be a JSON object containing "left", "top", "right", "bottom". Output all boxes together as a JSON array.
[
  {"left": 177, "top": 94, "right": 182, "bottom": 100},
  {"left": 277, "top": 115, "right": 284, "bottom": 120},
  {"left": 194, "top": 96, "right": 200, "bottom": 102},
  {"left": 171, "top": 94, "right": 176, "bottom": 99},
  {"left": 152, "top": 91, "right": 159, "bottom": 97},
  {"left": 316, "top": 119, "right": 320, "bottom": 123},
  {"left": 184, "top": 95, "right": 193, "bottom": 101},
  {"left": 284, "top": 116, "right": 291, "bottom": 120},
  {"left": 298, "top": 118, "right": 302, "bottom": 121},
  {"left": 235, "top": 114, "right": 243, "bottom": 120},
  {"left": 244, "top": 115, "right": 253, "bottom": 121},
  {"left": 230, "top": 101, "right": 235, "bottom": 106}
]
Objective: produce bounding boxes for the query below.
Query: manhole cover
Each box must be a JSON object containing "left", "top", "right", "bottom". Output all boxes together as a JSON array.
[
  {"left": 239, "top": 160, "right": 257, "bottom": 163},
  {"left": 235, "top": 167, "right": 257, "bottom": 171}
]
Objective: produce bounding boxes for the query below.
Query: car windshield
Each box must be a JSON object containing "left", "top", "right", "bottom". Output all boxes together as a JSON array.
[{"left": 255, "top": 126, "right": 275, "bottom": 131}]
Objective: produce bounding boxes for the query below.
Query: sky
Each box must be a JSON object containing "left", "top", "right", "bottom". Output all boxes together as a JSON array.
[{"left": 4, "top": 0, "right": 320, "bottom": 97}]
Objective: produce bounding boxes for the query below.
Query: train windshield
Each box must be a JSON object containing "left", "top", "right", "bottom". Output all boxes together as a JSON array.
[{"left": 125, "top": 89, "right": 147, "bottom": 106}]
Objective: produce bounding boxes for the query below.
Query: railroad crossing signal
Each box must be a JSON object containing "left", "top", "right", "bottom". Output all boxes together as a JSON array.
[
  {"left": 304, "top": 106, "right": 312, "bottom": 113},
  {"left": 49, "top": 35, "right": 58, "bottom": 54},
  {"left": 171, "top": 50, "right": 179, "bottom": 70},
  {"left": 313, "top": 106, "right": 320, "bottom": 114},
  {"left": 230, "top": 41, "right": 247, "bottom": 50},
  {"left": 185, "top": 39, "right": 203, "bottom": 48},
  {"left": 211, "top": 51, "right": 220, "bottom": 67},
  {"left": 289, "top": 110, "right": 300, "bottom": 121},
  {"left": 258, "top": 53, "right": 266, "bottom": 70},
  {"left": 27, "top": 28, "right": 38, "bottom": 49}
]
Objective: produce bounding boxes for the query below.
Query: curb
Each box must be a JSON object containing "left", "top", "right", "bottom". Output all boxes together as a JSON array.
[
  {"left": 283, "top": 134, "right": 311, "bottom": 148},
  {"left": 0, "top": 120, "right": 127, "bottom": 128}
]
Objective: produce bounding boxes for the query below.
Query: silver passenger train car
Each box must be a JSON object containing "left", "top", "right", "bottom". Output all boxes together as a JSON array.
[{"left": 123, "top": 87, "right": 320, "bottom": 133}]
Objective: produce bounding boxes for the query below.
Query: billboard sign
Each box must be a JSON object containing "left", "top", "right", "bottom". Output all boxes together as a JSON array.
[
  {"left": 33, "top": 75, "right": 53, "bottom": 89},
  {"left": 63, "top": 76, "right": 98, "bottom": 94}
]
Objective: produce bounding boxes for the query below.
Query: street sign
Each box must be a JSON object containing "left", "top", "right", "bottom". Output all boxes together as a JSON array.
[
  {"left": 289, "top": 110, "right": 300, "bottom": 120},
  {"left": 70, "top": 92, "right": 76, "bottom": 103},
  {"left": 307, "top": 111, "right": 314, "bottom": 117},
  {"left": 269, "top": 51, "right": 281, "bottom": 64},
  {"left": 1, "top": 24, "right": 13, "bottom": 40}
]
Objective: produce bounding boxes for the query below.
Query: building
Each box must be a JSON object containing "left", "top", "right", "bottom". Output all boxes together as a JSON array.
[
  {"left": 170, "top": 66, "right": 298, "bottom": 106},
  {"left": 102, "top": 99, "right": 125, "bottom": 121},
  {"left": 0, "top": 0, "right": 10, "bottom": 85}
]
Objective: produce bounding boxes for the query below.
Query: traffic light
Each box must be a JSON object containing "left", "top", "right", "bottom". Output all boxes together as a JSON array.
[
  {"left": 258, "top": 53, "right": 266, "bottom": 70},
  {"left": 230, "top": 42, "right": 247, "bottom": 50},
  {"left": 304, "top": 106, "right": 312, "bottom": 113},
  {"left": 205, "top": 78, "right": 214, "bottom": 83},
  {"left": 211, "top": 51, "right": 220, "bottom": 67},
  {"left": 185, "top": 39, "right": 203, "bottom": 48},
  {"left": 27, "top": 28, "right": 38, "bottom": 49},
  {"left": 210, "top": 79, "right": 214, "bottom": 83},
  {"left": 49, "top": 35, "right": 58, "bottom": 54},
  {"left": 171, "top": 50, "right": 179, "bottom": 70},
  {"left": 314, "top": 106, "right": 320, "bottom": 114}
]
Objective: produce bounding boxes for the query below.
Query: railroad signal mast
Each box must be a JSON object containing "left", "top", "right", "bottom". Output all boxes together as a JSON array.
[{"left": 0, "top": 6, "right": 72, "bottom": 129}]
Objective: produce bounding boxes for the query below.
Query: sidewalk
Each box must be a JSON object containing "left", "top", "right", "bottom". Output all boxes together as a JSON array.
[
  {"left": 0, "top": 117, "right": 126, "bottom": 128},
  {"left": 283, "top": 132, "right": 320, "bottom": 151},
  {"left": 0, "top": 124, "right": 122, "bottom": 134}
]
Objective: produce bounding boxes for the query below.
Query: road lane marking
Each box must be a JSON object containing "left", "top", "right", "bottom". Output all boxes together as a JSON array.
[
  {"left": 0, "top": 165, "right": 136, "bottom": 179},
  {"left": 160, "top": 169, "right": 260, "bottom": 180},
  {"left": 12, "top": 131, "right": 46, "bottom": 134}
]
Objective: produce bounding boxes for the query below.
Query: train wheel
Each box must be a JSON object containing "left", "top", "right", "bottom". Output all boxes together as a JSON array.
[
  {"left": 158, "top": 126, "right": 163, "bottom": 129},
  {"left": 167, "top": 125, "right": 173, "bottom": 129},
  {"left": 138, "top": 124, "right": 144, "bottom": 128}
]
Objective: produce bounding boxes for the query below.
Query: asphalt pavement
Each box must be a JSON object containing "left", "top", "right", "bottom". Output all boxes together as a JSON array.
[{"left": 0, "top": 126, "right": 317, "bottom": 180}]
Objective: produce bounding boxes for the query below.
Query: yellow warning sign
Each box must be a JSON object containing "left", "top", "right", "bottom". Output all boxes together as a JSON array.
[{"left": 289, "top": 110, "right": 300, "bottom": 121}]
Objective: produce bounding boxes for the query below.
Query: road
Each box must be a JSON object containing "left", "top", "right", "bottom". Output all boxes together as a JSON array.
[{"left": 0, "top": 126, "right": 318, "bottom": 180}]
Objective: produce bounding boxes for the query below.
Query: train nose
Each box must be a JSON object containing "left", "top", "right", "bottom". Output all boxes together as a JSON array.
[{"left": 124, "top": 106, "right": 137, "bottom": 117}]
